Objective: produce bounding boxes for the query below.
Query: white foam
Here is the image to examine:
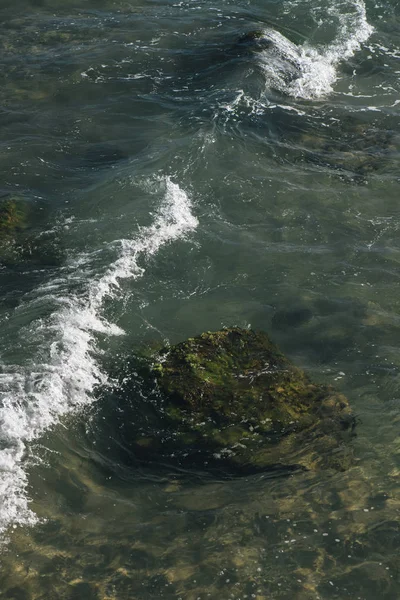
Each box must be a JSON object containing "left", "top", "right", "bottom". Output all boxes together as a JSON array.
[
  {"left": 259, "top": 0, "right": 373, "bottom": 99},
  {"left": 0, "top": 176, "right": 198, "bottom": 542}
]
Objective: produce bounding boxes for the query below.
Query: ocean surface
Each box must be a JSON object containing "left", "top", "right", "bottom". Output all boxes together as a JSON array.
[{"left": 0, "top": 0, "right": 399, "bottom": 597}]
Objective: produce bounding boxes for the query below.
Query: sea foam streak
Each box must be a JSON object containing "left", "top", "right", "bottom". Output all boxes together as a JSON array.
[
  {"left": 259, "top": 0, "right": 373, "bottom": 99},
  {"left": 0, "top": 177, "right": 198, "bottom": 541}
]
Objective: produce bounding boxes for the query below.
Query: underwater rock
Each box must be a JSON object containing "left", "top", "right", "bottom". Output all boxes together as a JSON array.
[
  {"left": 299, "top": 125, "right": 397, "bottom": 182},
  {"left": 0, "top": 194, "right": 63, "bottom": 267},
  {"left": 0, "top": 194, "right": 29, "bottom": 261},
  {"left": 272, "top": 307, "right": 313, "bottom": 330},
  {"left": 0, "top": 194, "right": 28, "bottom": 237},
  {"left": 148, "top": 328, "right": 355, "bottom": 475},
  {"left": 236, "top": 28, "right": 302, "bottom": 86},
  {"left": 82, "top": 143, "right": 128, "bottom": 169},
  {"left": 237, "top": 30, "right": 274, "bottom": 52}
]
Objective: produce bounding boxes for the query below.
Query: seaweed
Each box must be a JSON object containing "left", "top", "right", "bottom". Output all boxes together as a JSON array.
[{"left": 148, "top": 328, "right": 355, "bottom": 474}]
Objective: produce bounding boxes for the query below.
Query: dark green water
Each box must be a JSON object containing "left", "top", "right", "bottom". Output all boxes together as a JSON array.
[{"left": 0, "top": 0, "right": 399, "bottom": 598}]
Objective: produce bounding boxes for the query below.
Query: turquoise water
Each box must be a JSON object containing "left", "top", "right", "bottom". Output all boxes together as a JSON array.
[{"left": 0, "top": 0, "right": 400, "bottom": 597}]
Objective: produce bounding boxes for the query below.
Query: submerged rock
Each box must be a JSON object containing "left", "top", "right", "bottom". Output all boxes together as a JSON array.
[
  {"left": 299, "top": 124, "right": 397, "bottom": 182},
  {"left": 237, "top": 30, "right": 274, "bottom": 52},
  {"left": 148, "top": 328, "right": 355, "bottom": 475},
  {"left": 0, "top": 195, "right": 29, "bottom": 261},
  {"left": 236, "top": 28, "right": 303, "bottom": 89},
  {"left": 0, "top": 194, "right": 63, "bottom": 266},
  {"left": 0, "top": 195, "right": 27, "bottom": 237},
  {"left": 81, "top": 143, "right": 128, "bottom": 169}
]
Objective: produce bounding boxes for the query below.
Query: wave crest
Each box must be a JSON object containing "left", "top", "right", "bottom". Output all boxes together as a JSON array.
[
  {"left": 258, "top": 0, "right": 373, "bottom": 99},
  {"left": 0, "top": 177, "right": 198, "bottom": 542}
]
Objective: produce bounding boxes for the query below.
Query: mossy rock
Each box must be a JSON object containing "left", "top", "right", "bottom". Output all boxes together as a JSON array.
[
  {"left": 150, "top": 328, "right": 355, "bottom": 475},
  {"left": 0, "top": 196, "right": 28, "bottom": 237},
  {"left": 0, "top": 195, "right": 29, "bottom": 261}
]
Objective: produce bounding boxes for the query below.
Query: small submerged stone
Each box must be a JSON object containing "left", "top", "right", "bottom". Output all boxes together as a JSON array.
[{"left": 149, "top": 328, "right": 355, "bottom": 475}]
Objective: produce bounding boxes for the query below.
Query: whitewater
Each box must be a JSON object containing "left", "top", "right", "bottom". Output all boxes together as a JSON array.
[
  {"left": 0, "top": 177, "right": 198, "bottom": 541},
  {"left": 258, "top": 0, "right": 373, "bottom": 99}
]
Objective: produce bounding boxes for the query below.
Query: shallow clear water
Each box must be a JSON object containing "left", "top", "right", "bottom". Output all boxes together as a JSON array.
[{"left": 0, "top": 0, "right": 399, "bottom": 598}]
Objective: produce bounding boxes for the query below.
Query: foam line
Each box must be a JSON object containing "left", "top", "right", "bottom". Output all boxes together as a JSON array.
[{"left": 0, "top": 177, "right": 198, "bottom": 542}]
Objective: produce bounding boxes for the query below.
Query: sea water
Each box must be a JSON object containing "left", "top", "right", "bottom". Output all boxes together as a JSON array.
[{"left": 0, "top": 0, "right": 399, "bottom": 597}]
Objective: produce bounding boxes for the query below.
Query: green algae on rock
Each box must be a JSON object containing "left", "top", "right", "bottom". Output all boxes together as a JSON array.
[
  {"left": 0, "top": 196, "right": 27, "bottom": 237},
  {"left": 152, "top": 328, "right": 355, "bottom": 474},
  {"left": 0, "top": 195, "right": 29, "bottom": 261}
]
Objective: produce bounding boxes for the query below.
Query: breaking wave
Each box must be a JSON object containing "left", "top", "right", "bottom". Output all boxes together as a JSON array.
[
  {"left": 0, "top": 177, "right": 198, "bottom": 542},
  {"left": 258, "top": 0, "right": 373, "bottom": 99}
]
